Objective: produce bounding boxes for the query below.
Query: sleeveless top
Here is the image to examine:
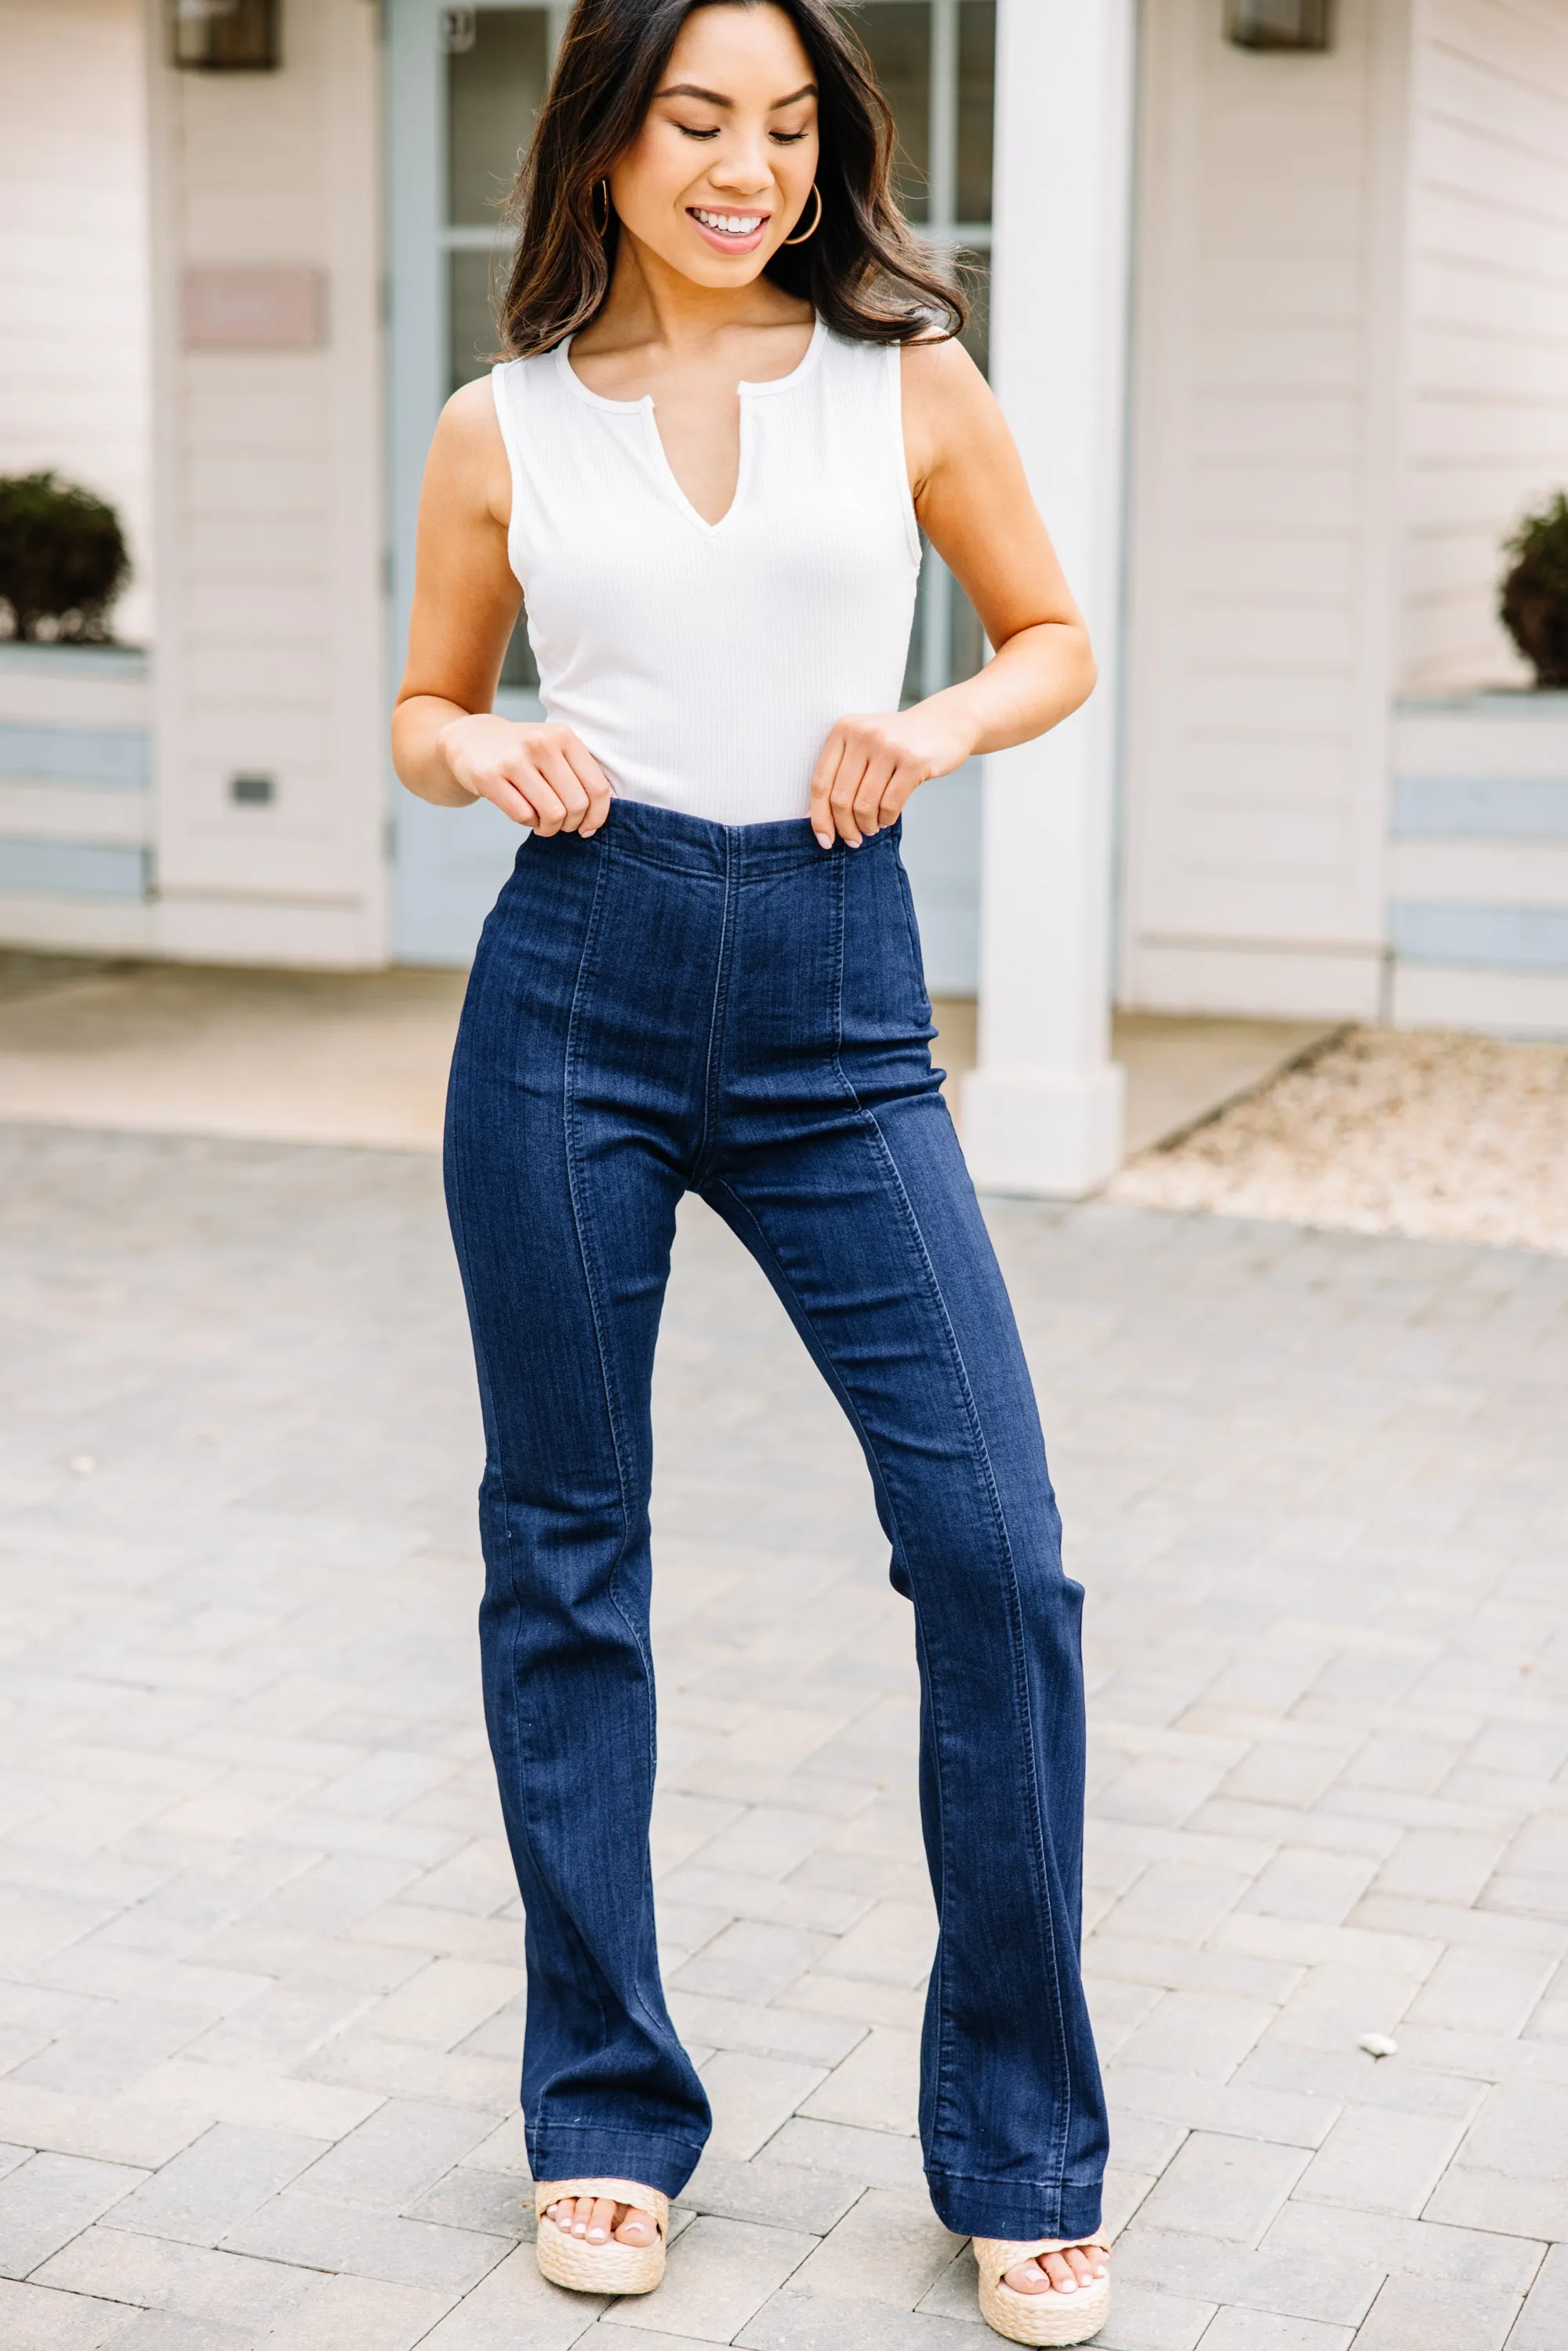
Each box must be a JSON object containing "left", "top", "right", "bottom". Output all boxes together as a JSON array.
[{"left": 490, "top": 318, "right": 922, "bottom": 825}]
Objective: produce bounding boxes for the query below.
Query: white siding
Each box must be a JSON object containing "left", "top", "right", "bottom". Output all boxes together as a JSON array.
[
  {"left": 147, "top": 0, "right": 388, "bottom": 965},
  {"left": 1401, "top": 0, "right": 1568, "bottom": 690},
  {"left": 0, "top": 0, "right": 152, "bottom": 645},
  {"left": 1119, "top": 0, "right": 1410, "bottom": 1018}
]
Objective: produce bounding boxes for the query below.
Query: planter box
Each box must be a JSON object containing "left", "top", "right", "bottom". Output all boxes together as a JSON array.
[
  {"left": 0, "top": 643, "right": 155, "bottom": 952},
  {"left": 1390, "top": 691, "right": 1568, "bottom": 1037}
]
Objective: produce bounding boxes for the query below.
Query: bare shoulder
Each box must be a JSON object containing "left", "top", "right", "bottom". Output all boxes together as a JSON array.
[
  {"left": 899, "top": 332, "right": 993, "bottom": 415},
  {"left": 436, "top": 376, "right": 506, "bottom": 461},
  {"left": 898, "top": 333, "right": 1007, "bottom": 494},
  {"left": 425, "top": 375, "right": 510, "bottom": 522}
]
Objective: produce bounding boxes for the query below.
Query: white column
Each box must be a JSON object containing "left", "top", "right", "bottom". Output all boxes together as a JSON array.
[{"left": 960, "top": 0, "right": 1137, "bottom": 1196}]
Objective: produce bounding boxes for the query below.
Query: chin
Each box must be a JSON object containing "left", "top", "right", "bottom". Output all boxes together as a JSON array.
[{"left": 677, "top": 247, "right": 770, "bottom": 287}]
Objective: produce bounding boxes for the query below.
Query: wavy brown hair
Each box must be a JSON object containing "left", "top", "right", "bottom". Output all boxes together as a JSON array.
[{"left": 497, "top": 0, "right": 966, "bottom": 357}]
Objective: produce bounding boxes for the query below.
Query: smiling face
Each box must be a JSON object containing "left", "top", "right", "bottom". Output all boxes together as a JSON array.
[{"left": 608, "top": 3, "right": 821, "bottom": 285}]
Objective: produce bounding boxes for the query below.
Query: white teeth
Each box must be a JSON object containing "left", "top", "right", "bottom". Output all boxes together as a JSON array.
[{"left": 694, "top": 209, "right": 763, "bottom": 237}]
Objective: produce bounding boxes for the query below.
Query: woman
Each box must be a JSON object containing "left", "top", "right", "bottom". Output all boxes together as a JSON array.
[{"left": 393, "top": 2, "right": 1111, "bottom": 2341}]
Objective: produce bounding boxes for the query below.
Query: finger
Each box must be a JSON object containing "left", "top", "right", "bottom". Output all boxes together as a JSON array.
[
  {"left": 560, "top": 738, "right": 615, "bottom": 836},
  {"left": 809, "top": 732, "right": 845, "bottom": 848},
  {"left": 851, "top": 752, "right": 897, "bottom": 836},
  {"left": 516, "top": 767, "right": 568, "bottom": 836},
  {"left": 829, "top": 747, "right": 870, "bottom": 847},
  {"left": 474, "top": 772, "right": 541, "bottom": 830},
  {"left": 532, "top": 746, "right": 590, "bottom": 831},
  {"left": 878, "top": 764, "right": 921, "bottom": 825}
]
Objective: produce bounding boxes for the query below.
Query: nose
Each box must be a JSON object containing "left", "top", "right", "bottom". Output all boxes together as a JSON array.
[{"left": 708, "top": 129, "right": 775, "bottom": 198}]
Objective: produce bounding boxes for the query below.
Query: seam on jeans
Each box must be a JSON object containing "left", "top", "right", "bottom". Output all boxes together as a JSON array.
[
  {"left": 912, "top": 1602, "right": 953, "bottom": 2158},
  {"left": 691, "top": 825, "right": 738, "bottom": 1186},
  {"left": 707, "top": 1170, "right": 971, "bottom": 2160},
  {"left": 562, "top": 841, "right": 659, "bottom": 1790},
  {"left": 446, "top": 982, "right": 599, "bottom": 2159},
  {"left": 537, "top": 2123, "right": 710, "bottom": 2149},
  {"left": 830, "top": 851, "right": 983, "bottom": 2157},
  {"left": 826, "top": 916, "right": 1074, "bottom": 2199},
  {"left": 608, "top": 841, "right": 820, "bottom": 881},
  {"left": 444, "top": 945, "right": 570, "bottom": 2138},
  {"left": 892, "top": 846, "right": 933, "bottom": 1027},
  {"left": 559, "top": 840, "right": 689, "bottom": 2084},
  {"left": 926, "top": 2164, "right": 1105, "bottom": 2186},
  {"left": 552, "top": 843, "right": 652, "bottom": 2092}
]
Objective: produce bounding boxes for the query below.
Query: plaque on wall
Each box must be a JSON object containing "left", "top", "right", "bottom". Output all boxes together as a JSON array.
[{"left": 180, "top": 267, "right": 328, "bottom": 350}]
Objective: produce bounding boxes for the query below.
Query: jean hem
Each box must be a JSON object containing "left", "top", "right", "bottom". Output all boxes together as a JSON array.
[
  {"left": 528, "top": 2126, "right": 710, "bottom": 2202},
  {"left": 926, "top": 2171, "right": 1104, "bottom": 2241}
]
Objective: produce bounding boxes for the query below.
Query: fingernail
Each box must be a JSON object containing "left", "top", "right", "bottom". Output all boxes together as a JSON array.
[{"left": 814, "top": 830, "right": 833, "bottom": 849}]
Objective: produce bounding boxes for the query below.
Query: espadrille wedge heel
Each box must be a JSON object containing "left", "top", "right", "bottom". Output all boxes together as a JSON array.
[
  {"left": 535, "top": 2179, "right": 669, "bottom": 2296},
  {"left": 973, "top": 2233, "right": 1111, "bottom": 2346}
]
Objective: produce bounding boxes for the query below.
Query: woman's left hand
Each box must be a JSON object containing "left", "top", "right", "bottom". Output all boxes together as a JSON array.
[{"left": 809, "top": 700, "right": 978, "bottom": 851}]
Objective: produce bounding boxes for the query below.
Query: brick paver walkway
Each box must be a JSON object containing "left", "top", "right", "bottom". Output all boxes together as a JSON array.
[{"left": 1, "top": 1124, "right": 1566, "bottom": 2350}]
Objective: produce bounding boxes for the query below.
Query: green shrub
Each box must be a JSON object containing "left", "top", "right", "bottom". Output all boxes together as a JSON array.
[
  {"left": 1501, "top": 492, "right": 1568, "bottom": 688},
  {"left": 0, "top": 471, "right": 130, "bottom": 644}
]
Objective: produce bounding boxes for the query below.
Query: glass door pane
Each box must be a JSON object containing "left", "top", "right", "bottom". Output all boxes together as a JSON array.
[
  {"left": 447, "top": 9, "right": 547, "bottom": 230},
  {"left": 851, "top": 4, "right": 932, "bottom": 222},
  {"left": 847, "top": 0, "right": 996, "bottom": 991},
  {"left": 441, "top": 5, "right": 552, "bottom": 686},
  {"left": 956, "top": 1, "right": 995, "bottom": 225}
]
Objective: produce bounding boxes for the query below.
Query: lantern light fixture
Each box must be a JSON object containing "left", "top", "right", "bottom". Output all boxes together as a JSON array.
[
  {"left": 1225, "top": 0, "right": 1333, "bottom": 50},
  {"left": 170, "top": 0, "right": 280, "bottom": 71}
]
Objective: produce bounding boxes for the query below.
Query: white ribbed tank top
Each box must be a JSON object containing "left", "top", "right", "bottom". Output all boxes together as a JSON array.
[{"left": 490, "top": 318, "right": 922, "bottom": 825}]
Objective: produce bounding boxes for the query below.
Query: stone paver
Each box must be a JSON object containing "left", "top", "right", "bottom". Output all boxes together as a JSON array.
[{"left": 1, "top": 1124, "right": 1566, "bottom": 2347}]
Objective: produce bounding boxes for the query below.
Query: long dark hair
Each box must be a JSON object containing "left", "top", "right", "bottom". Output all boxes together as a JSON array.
[{"left": 498, "top": 0, "right": 966, "bottom": 357}]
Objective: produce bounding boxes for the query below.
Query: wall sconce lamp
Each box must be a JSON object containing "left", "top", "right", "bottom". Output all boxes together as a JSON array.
[
  {"left": 171, "top": 0, "right": 281, "bottom": 71},
  {"left": 1225, "top": 0, "right": 1332, "bottom": 49}
]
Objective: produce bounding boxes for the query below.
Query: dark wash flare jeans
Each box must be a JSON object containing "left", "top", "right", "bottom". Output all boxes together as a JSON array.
[{"left": 443, "top": 797, "right": 1109, "bottom": 2240}]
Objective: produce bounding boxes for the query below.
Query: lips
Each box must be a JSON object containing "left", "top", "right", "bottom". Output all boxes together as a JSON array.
[{"left": 688, "top": 206, "right": 771, "bottom": 253}]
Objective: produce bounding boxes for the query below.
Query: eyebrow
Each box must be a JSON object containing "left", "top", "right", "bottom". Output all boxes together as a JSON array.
[{"left": 657, "top": 82, "right": 818, "bottom": 109}]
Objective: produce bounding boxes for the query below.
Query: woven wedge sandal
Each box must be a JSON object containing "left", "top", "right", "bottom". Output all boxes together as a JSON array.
[
  {"left": 534, "top": 2179, "right": 670, "bottom": 2296},
  {"left": 973, "top": 2233, "right": 1111, "bottom": 2346}
]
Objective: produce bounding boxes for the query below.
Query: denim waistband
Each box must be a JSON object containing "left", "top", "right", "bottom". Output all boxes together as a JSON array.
[{"left": 594, "top": 795, "right": 902, "bottom": 879}]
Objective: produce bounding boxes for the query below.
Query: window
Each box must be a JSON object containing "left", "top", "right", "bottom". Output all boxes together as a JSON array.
[
  {"left": 441, "top": 5, "right": 555, "bottom": 688},
  {"left": 845, "top": 2, "right": 996, "bottom": 702}
]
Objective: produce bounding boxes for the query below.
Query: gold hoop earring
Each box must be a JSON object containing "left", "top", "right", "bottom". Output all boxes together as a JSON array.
[
  {"left": 592, "top": 178, "right": 611, "bottom": 235},
  {"left": 782, "top": 183, "right": 822, "bottom": 246}
]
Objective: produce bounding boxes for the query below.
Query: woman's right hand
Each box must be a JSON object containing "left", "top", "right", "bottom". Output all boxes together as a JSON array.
[{"left": 438, "top": 713, "right": 613, "bottom": 837}]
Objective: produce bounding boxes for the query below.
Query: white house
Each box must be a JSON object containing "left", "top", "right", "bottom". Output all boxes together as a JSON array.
[{"left": 2, "top": 0, "right": 1566, "bottom": 1195}]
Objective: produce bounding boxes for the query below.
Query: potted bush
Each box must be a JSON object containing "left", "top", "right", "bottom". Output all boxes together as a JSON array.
[
  {"left": 0, "top": 471, "right": 129, "bottom": 644},
  {"left": 1501, "top": 492, "right": 1568, "bottom": 688}
]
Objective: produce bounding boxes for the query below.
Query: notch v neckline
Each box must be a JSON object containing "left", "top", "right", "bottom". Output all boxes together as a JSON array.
[{"left": 557, "top": 317, "right": 827, "bottom": 537}]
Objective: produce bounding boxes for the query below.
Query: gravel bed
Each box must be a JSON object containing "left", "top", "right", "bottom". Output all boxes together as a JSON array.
[{"left": 1109, "top": 1025, "right": 1568, "bottom": 1255}]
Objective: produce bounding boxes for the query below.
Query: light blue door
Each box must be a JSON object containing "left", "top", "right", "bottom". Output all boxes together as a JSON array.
[{"left": 386, "top": 0, "right": 994, "bottom": 981}]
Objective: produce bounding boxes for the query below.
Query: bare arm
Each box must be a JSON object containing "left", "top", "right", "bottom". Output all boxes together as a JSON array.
[
  {"left": 808, "top": 336, "right": 1094, "bottom": 848},
  {"left": 391, "top": 379, "right": 612, "bottom": 836}
]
